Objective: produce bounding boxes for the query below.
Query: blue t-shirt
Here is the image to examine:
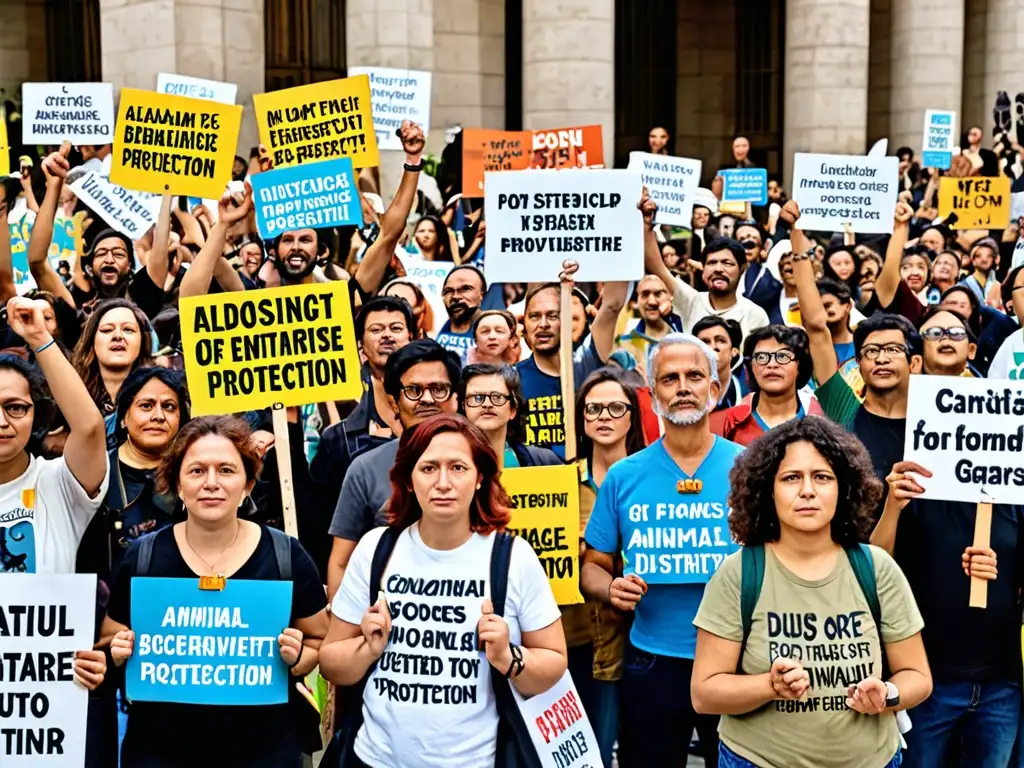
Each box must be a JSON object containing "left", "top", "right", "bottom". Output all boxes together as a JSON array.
[
  {"left": 435, "top": 320, "right": 474, "bottom": 363},
  {"left": 834, "top": 340, "right": 855, "bottom": 366},
  {"left": 584, "top": 436, "right": 744, "bottom": 659}
]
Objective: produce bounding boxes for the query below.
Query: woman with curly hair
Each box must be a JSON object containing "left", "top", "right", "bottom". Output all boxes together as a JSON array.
[{"left": 691, "top": 416, "right": 932, "bottom": 768}]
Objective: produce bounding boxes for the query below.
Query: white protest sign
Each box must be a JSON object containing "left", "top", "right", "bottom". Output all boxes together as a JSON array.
[
  {"left": 1, "top": 574, "right": 95, "bottom": 767},
  {"left": 510, "top": 671, "right": 599, "bottom": 768},
  {"left": 867, "top": 138, "right": 888, "bottom": 157},
  {"left": 792, "top": 153, "right": 899, "bottom": 234},
  {"left": 348, "top": 67, "right": 432, "bottom": 151},
  {"left": 627, "top": 151, "right": 702, "bottom": 227},
  {"left": 484, "top": 169, "right": 643, "bottom": 284},
  {"left": 69, "top": 172, "right": 164, "bottom": 240},
  {"left": 904, "top": 375, "right": 1024, "bottom": 504},
  {"left": 21, "top": 83, "right": 114, "bottom": 145},
  {"left": 156, "top": 73, "right": 238, "bottom": 105},
  {"left": 396, "top": 255, "right": 453, "bottom": 334}
]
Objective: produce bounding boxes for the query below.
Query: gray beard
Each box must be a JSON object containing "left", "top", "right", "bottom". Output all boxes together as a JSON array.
[{"left": 653, "top": 396, "right": 711, "bottom": 426}]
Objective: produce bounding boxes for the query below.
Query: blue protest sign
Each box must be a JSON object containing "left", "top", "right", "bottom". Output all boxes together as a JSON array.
[
  {"left": 250, "top": 157, "right": 360, "bottom": 240},
  {"left": 721, "top": 168, "right": 768, "bottom": 205},
  {"left": 126, "top": 577, "right": 292, "bottom": 706},
  {"left": 922, "top": 110, "right": 955, "bottom": 170}
]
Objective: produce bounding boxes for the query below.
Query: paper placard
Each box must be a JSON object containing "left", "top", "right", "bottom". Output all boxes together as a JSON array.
[
  {"left": 8, "top": 212, "right": 81, "bottom": 292},
  {"left": 510, "top": 670, "right": 599, "bottom": 768},
  {"left": 21, "top": 82, "right": 114, "bottom": 145},
  {"left": 529, "top": 126, "right": 604, "bottom": 171},
  {"left": 791, "top": 153, "right": 898, "bottom": 234},
  {"left": 1, "top": 574, "right": 96, "bottom": 767},
  {"left": 503, "top": 465, "right": 583, "bottom": 605},
  {"left": 126, "top": 578, "right": 292, "bottom": 705},
  {"left": 110, "top": 88, "right": 242, "bottom": 199},
  {"left": 1, "top": 104, "right": 10, "bottom": 176},
  {"left": 922, "top": 110, "right": 956, "bottom": 170},
  {"left": 250, "top": 157, "right": 360, "bottom": 240},
  {"left": 938, "top": 176, "right": 1011, "bottom": 230},
  {"left": 180, "top": 282, "right": 363, "bottom": 415},
  {"left": 722, "top": 168, "right": 768, "bottom": 206},
  {"left": 156, "top": 73, "right": 238, "bottom": 105},
  {"left": 253, "top": 76, "right": 379, "bottom": 169},
  {"left": 627, "top": 152, "right": 702, "bottom": 227},
  {"left": 69, "top": 171, "right": 164, "bottom": 240},
  {"left": 396, "top": 255, "right": 453, "bottom": 334},
  {"left": 347, "top": 67, "right": 431, "bottom": 151},
  {"left": 484, "top": 169, "right": 643, "bottom": 284}
]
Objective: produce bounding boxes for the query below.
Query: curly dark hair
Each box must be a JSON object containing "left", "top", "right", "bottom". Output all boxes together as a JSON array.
[{"left": 727, "top": 416, "right": 882, "bottom": 546}]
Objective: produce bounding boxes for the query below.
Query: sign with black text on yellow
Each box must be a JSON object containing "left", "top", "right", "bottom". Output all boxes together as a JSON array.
[
  {"left": 502, "top": 465, "right": 583, "bottom": 605},
  {"left": 180, "top": 282, "right": 362, "bottom": 416},
  {"left": 938, "top": 176, "right": 1012, "bottom": 230},
  {"left": 110, "top": 88, "right": 242, "bottom": 199}
]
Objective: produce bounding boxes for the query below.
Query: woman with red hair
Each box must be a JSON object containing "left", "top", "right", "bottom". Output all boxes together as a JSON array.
[{"left": 319, "top": 413, "right": 567, "bottom": 767}]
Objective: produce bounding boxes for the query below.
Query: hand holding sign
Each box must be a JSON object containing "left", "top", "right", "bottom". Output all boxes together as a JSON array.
[
  {"left": 962, "top": 546, "right": 998, "bottom": 580},
  {"left": 361, "top": 596, "right": 392, "bottom": 659},
  {"left": 110, "top": 629, "right": 135, "bottom": 667},
  {"left": 608, "top": 574, "right": 646, "bottom": 612},
  {"left": 73, "top": 650, "right": 107, "bottom": 691},
  {"left": 7, "top": 297, "right": 54, "bottom": 349},
  {"left": 845, "top": 677, "right": 887, "bottom": 715},
  {"left": 398, "top": 120, "right": 425, "bottom": 163},
  {"left": 218, "top": 181, "right": 253, "bottom": 226},
  {"left": 638, "top": 186, "right": 657, "bottom": 228},
  {"left": 883, "top": 460, "right": 932, "bottom": 512},
  {"left": 478, "top": 599, "right": 513, "bottom": 671},
  {"left": 42, "top": 143, "right": 72, "bottom": 185},
  {"left": 769, "top": 657, "right": 809, "bottom": 700},
  {"left": 277, "top": 627, "right": 304, "bottom": 667}
]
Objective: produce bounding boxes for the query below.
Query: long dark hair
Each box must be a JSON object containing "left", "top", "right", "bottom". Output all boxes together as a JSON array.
[
  {"left": 0, "top": 354, "right": 56, "bottom": 454},
  {"left": 413, "top": 214, "right": 454, "bottom": 262},
  {"left": 575, "top": 368, "right": 646, "bottom": 466},
  {"left": 71, "top": 298, "right": 154, "bottom": 412},
  {"left": 113, "top": 366, "right": 191, "bottom": 444}
]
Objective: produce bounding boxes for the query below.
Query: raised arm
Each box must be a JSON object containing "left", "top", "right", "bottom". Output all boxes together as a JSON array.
[
  {"left": 590, "top": 280, "right": 628, "bottom": 362},
  {"left": 29, "top": 147, "right": 76, "bottom": 307},
  {"left": 0, "top": 201, "right": 16, "bottom": 303},
  {"left": 640, "top": 188, "right": 678, "bottom": 292},
  {"left": 179, "top": 184, "right": 253, "bottom": 299},
  {"left": 870, "top": 201, "right": 913, "bottom": 309}
]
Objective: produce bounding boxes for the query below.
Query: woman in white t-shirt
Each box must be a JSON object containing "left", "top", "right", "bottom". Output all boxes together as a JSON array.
[{"left": 320, "top": 413, "right": 566, "bottom": 768}]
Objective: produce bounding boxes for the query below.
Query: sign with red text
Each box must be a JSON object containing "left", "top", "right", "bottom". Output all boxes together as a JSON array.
[{"left": 510, "top": 671, "right": 599, "bottom": 768}]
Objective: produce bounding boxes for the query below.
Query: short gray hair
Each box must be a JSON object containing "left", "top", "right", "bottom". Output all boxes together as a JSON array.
[{"left": 646, "top": 332, "right": 719, "bottom": 388}]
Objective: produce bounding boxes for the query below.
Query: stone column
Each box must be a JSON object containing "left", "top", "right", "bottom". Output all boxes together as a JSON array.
[
  {"left": 522, "top": 0, "right": 614, "bottom": 166},
  {"left": 982, "top": 0, "right": 1024, "bottom": 128},
  {"left": 0, "top": 0, "right": 48, "bottom": 111},
  {"left": 866, "top": 0, "right": 891, "bottom": 144},
  {"left": 99, "top": 0, "right": 265, "bottom": 153},
  {"left": 961, "top": 0, "right": 988, "bottom": 137},
  {"left": 888, "top": 0, "right": 963, "bottom": 154},
  {"left": 783, "top": 0, "right": 870, "bottom": 187}
]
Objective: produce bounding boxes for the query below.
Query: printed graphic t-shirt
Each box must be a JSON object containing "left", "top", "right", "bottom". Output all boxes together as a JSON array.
[
  {"left": 693, "top": 546, "right": 923, "bottom": 768},
  {"left": 989, "top": 330, "right": 1024, "bottom": 380},
  {"left": 332, "top": 524, "right": 561, "bottom": 768},
  {"left": 0, "top": 455, "right": 108, "bottom": 574},
  {"left": 434, "top": 320, "right": 475, "bottom": 363}
]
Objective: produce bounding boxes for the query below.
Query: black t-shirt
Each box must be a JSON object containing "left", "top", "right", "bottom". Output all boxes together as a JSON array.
[
  {"left": 895, "top": 500, "right": 1024, "bottom": 682},
  {"left": 72, "top": 267, "right": 166, "bottom": 320},
  {"left": 852, "top": 407, "right": 906, "bottom": 490},
  {"left": 107, "top": 525, "right": 326, "bottom": 767}
]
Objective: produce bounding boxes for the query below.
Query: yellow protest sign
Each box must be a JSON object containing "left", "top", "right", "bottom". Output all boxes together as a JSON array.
[
  {"left": 180, "top": 282, "right": 363, "bottom": 416},
  {"left": 0, "top": 104, "right": 8, "bottom": 176},
  {"left": 110, "top": 88, "right": 242, "bottom": 198},
  {"left": 503, "top": 465, "right": 583, "bottom": 605},
  {"left": 253, "top": 76, "right": 379, "bottom": 170},
  {"left": 938, "top": 176, "right": 1012, "bottom": 230}
]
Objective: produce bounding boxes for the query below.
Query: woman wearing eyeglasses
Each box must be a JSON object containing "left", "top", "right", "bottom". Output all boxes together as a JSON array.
[
  {"left": 711, "top": 325, "right": 823, "bottom": 447},
  {"left": 914, "top": 306, "right": 978, "bottom": 378}
]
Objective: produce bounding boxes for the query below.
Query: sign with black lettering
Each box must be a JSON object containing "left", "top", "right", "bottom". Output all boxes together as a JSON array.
[
  {"left": 0, "top": 574, "right": 95, "bottom": 767},
  {"left": 938, "top": 176, "right": 1011, "bottom": 230},
  {"left": 792, "top": 153, "right": 898, "bottom": 234}
]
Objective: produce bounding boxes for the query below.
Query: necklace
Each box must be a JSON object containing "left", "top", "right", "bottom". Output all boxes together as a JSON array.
[{"left": 184, "top": 520, "right": 241, "bottom": 576}]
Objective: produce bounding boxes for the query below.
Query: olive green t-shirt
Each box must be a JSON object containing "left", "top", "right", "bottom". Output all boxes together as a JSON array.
[{"left": 693, "top": 545, "right": 923, "bottom": 768}]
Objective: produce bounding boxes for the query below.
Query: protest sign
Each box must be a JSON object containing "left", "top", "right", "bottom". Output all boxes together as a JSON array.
[
  {"left": 126, "top": 577, "right": 292, "bottom": 706},
  {"left": 396, "top": 255, "right": 453, "bottom": 334},
  {"left": 8, "top": 212, "right": 81, "bottom": 292},
  {"left": 484, "top": 169, "right": 643, "bottom": 284},
  {"left": 462, "top": 128, "right": 529, "bottom": 198},
  {"left": 922, "top": 110, "right": 956, "bottom": 169},
  {"left": 722, "top": 168, "right": 768, "bottom": 206},
  {"left": 156, "top": 73, "right": 238, "bottom": 105},
  {"left": 627, "top": 152, "right": 702, "bottom": 227},
  {"left": 0, "top": 106, "right": 9, "bottom": 176},
  {"left": 69, "top": 171, "right": 164, "bottom": 240},
  {"left": 904, "top": 375, "right": 1024, "bottom": 505},
  {"left": 250, "top": 157, "right": 360, "bottom": 240},
  {"left": 502, "top": 465, "right": 583, "bottom": 605},
  {"left": 938, "top": 176, "right": 1011, "bottom": 230},
  {"left": 180, "top": 281, "right": 363, "bottom": 416},
  {"left": 510, "top": 670, "right": 599, "bottom": 768},
  {"left": 529, "top": 126, "right": 604, "bottom": 171},
  {"left": 20, "top": 82, "right": 114, "bottom": 145},
  {"left": 1, "top": 574, "right": 95, "bottom": 767},
  {"left": 791, "top": 153, "right": 899, "bottom": 234},
  {"left": 348, "top": 67, "right": 431, "bottom": 151},
  {"left": 110, "top": 88, "right": 242, "bottom": 199},
  {"left": 253, "top": 76, "right": 379, "bottom": 169}
]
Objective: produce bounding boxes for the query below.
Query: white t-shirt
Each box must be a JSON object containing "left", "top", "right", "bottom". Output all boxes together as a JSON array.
[
  {"left": 332, "top": 523, "right": 561, "bottom": 768},
  {"left": 989, "top": 330, "right": 1024, "bottom": 380},
  {"left": 0, "top": 455, "right": 109, "bottom": 575},
  {"left": 670, "top": 275, "right": 770, "bottom": 342}
]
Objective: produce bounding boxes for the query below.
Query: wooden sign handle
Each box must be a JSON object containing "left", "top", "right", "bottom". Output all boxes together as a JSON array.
[
  {"left": 559, "top": 279, "right": 577, "bottom": 463},
  {"left": 969, "top": 502, "right": 993, "bottom": 609},
  {"left": 272, "top": 405, "right": 299, "bottom": 539}
]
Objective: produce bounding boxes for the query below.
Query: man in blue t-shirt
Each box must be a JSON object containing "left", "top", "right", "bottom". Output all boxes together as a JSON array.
[
  {"left": 583, "top": 332, "right": 744, "bottom": 766},
  {"left": 434, "top": 265, "right": 485, "bottom": 362}
]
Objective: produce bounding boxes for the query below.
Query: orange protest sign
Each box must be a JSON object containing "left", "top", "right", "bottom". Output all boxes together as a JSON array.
[{"left": 528, "top": 125, "right": 604, "bottom": 171}]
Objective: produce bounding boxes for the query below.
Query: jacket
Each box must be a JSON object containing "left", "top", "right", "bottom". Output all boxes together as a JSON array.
[{"left": 711, "top": 391, "right": 824, "bottom": 447}]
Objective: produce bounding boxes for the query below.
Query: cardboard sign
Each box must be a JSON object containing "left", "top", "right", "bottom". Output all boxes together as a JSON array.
[
  {"left": 502, "top": 465, "right": 583, "bottom": 605},
  {"left": 8, "top": 212, "right": 81, "bottom": 292},
  {"left": 510, "top": 670, "right": 599, "bottom": 767},
  {"left": 250, "top": 157, "right": 360, "bottom": 240},
  {"left": 791, "top": 153, "right": 899, "bottom": 234},
  {"left": 396, "top": 255, "right": 453, "bottom": 334},
  {"left": 253, "top": 76, "right": 379, "bottom": 169},
  {"left": 180, "top": 282, "right": 363, "bottom": 416},
  {"left": 68, "top": 171, "right": 164, "bottom": 240},
  {"left": 156, "top": 73, "right": 238, "bottom": 105},
  {"left": 484, "top": 169, "right": 643, "bottom": 284},
  {"left": 627, "top": 152, "right": 702, "bottom": 227},
  {"left": 938, "top": 176, "right": 1011, "bottom": 230},
  {"left": 110, "top": 88, "right": 242, "bottom": 199},
  {"left": 20, "top": 82, "right": 114, "bottom": 145},
  {"left": 722, "top": 168, "right": 768, "bottom": 206},
  {"left": 922, "top": 110, "right": 956, "bottom": 170},
  {"left": 1, "top": 574, "right": 95, "bottom": 767},
  {"left": 126, "top": 578, "right": 292, "bottom": 705},
  {"left": 904, "top": 375, "right": 1024, "bottom": 505},
  {"left": 347, "top": 67, "right": 431, "bottom": 151}
]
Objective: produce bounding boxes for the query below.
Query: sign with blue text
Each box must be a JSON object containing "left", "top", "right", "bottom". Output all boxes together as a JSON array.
[
  {"left": 722, "top": 168, "right": 768, "bottom": 205},
  {"left": 626, "top": 152, "right": 702, "bottom": 227},
  {"left": 126, "top": 577, "right": 292, "bottom": 705},
  {"left": 250, "top": 157, "right": 360, "bottom": 240},
  {"left": 347, "top": 66, "right": 432, "bottom": 151},
  {"left": 922, "top": 110, "right": 956, "bottom": 170},
  {"left": 156, "top": 73, "right": 238, "bottom": 105}
]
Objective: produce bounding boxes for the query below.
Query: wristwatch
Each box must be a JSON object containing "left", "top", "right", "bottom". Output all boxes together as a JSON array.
[{"left": 884, "top": 681, "right": 900, "bottom": 708}]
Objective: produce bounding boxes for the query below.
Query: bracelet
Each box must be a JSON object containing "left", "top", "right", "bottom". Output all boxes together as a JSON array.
[
  {"left": 504, "top": 644, "right": 524, "bottom": 679},
  {"left": 34, "top": 339, "right": 56, "bottom": 354},
  {"left": 791, "top": 249, "right": 813, "bottom": 262},
  {"left": 287, "top": 643, "right": 305, "bottom": 671},
  {"left": 404, "top": 161, "right": 424, "bottom": 172}
]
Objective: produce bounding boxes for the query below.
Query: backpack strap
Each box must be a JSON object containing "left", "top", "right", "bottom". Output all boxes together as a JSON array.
[
  {"left": 266, "top": 527, "right": 293, "bottom": 581},
  {"left": 738, "top": 545, "right": 766, "bottom": 672},
  {"left": 489, "top": 531, "right": 515, "bottom": 617},
  {"left": 846, "top": 543, "right": 882, "bottom": 633},
  {"left": 135, "top": 532, "right": 158, "bottom": 577},
  {"left": 369, "top": 527, "right": 402, "bottom": 605}
]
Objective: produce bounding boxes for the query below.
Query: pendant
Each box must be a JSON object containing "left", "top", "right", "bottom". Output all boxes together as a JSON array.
[
  {"left": 199, "top": 574, "right": 226, "bottom": 591},
  {"left": 677, "top": 478, "right": 703, "bottom": 494}
]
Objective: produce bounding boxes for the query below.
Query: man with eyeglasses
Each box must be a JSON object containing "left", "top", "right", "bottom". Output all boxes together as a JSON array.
[
  {"left": 435, "top": 266, "right": 486, "bottom": 362},
  {"left": 325, "top": 339, "right": 461, "bottom": 599}
]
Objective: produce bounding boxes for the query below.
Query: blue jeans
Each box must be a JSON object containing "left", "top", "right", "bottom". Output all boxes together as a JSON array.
[
  {"left": 903, "top": 678, "right": 1021, "bottom": 768},
  {"left": 720, "top": 742, "right": 902, "bottom": 767},
  {"left": 566, "top": 644, "right": 619, "bottom": 768}
]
